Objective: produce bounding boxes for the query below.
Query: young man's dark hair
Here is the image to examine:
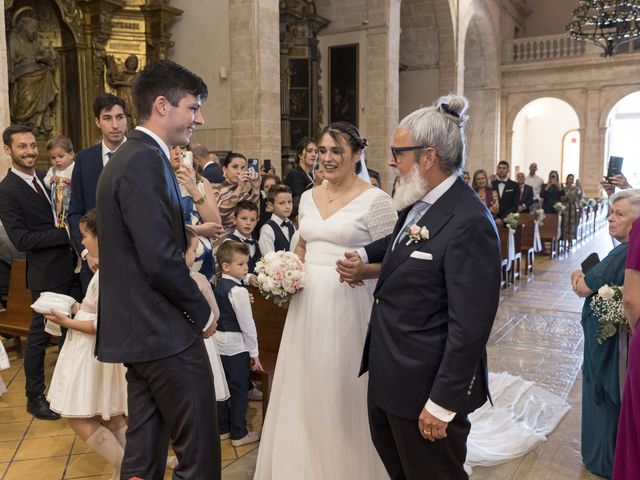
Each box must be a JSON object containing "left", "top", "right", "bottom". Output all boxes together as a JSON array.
[
  {"left": 93, "top": 93, "right": 126, "bottom": 119},
  {"left": 133, "top": 60, "right": 208, "bottom": 122},
  {"left": 2, "top": 124, "right": 35, "bottom": 147},
  {"left": 497, "top": 160, "right": 510, "bottom": 168}
]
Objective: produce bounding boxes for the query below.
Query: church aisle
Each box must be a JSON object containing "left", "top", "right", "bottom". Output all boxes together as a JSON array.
[{"left": 0, "top": 231, "right": 612, "bottom": 479}]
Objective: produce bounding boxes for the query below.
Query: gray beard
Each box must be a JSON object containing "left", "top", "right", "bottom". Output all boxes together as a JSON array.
[{"left": 393, "top": 165, "right": 429, "bottom": 211}]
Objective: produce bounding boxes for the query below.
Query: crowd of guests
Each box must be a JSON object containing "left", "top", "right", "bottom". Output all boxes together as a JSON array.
[
  {"left": 0, "top": 85, "right": 639, "bottom": 480},
  {"left": 463, "top": 160, "right": 584, "bottom": 241}
]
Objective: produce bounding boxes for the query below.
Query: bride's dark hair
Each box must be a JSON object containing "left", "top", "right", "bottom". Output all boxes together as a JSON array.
[{"left": 321, "top": 122, "right": 368, "bottom": 174}]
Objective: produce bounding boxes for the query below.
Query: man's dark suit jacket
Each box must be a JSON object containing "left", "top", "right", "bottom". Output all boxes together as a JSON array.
[
  {"left": 0, "top": 170, "right": 75, "bottom": 291},
  {"left": 95, "top": 129, "right": 211, "bottom": 363},
  {"left": 491, "top": 178, "right": 520, "bottom": 219},
  {"left": 67, "top": 144, "right": 102, "bottom": 254},
  {"left": 203, "top": 162, "right": 224, "bottom": 184},
  {"left": 360, "top": 177, "right": 500, "bottom": 419},
  {"left": 518, "top": 184, "right": 534, "bottom": 212}
]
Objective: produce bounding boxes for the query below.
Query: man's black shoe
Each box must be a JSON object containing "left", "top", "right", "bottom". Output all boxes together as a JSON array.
[{"left": 27, "top": 395, "right": 61, "bottom": 420}]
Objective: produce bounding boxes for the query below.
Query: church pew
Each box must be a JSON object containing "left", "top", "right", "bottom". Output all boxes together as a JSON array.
[
  {"left": 247, "top": 286, "right": 287, "bottom": 420},
  {"left": 539, "top": 213, "right": 559, "bottom": 259},
  {"left": 518, "top": 213, "right": 535, "bottom": 274},
  {"left": 0, "top": 260, "right": 31, "bottom": 358}
]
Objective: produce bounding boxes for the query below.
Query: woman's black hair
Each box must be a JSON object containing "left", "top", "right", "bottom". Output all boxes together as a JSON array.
[{"left": 320, "top": 122, "right": 368, "bottom": 174}]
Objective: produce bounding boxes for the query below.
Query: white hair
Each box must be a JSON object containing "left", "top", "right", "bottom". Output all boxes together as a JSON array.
[
  {"left": 398, "top": 93, "right": 470, "bottom": 175},
  {"left": 610, "top": 189, "right": 640, "bottom": 219}
]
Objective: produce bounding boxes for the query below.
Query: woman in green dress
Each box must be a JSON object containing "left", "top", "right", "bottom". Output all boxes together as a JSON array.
[{"left": 570, "top": 189, "right": 640, "bottom": 478}]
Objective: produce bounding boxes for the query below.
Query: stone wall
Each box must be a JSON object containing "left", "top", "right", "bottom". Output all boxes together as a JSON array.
[{"left": 0, "top": 0, "right": 10, "bottom": 178}]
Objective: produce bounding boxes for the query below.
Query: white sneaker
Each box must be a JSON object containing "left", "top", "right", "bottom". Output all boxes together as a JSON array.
[
  {"left": 248, "top": 387, "right": 263, "bottom": 401},
  {"left": 231, "top": 431, "right": 261, "bottom": 447},
  {"left": 220, "top": 432, "right": 230, "bottom": 440}
]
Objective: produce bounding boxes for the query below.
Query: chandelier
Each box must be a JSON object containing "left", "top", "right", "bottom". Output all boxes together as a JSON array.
[{"left": 566, "top": 1, "right": 640, "bottom": 57}]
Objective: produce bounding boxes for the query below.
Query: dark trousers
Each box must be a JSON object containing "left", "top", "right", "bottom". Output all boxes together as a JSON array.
[
  {"left": 121, "top": 339, "right": 220, "bottom": 480},
  {"left": 368, "top": 393, "right": 471, "bottom": 480},
  {"left": 218, "top": 351, "right": 250, "bottom": 440},
  {"left": 27, "top": 276, "right": 81, "bottom": 399}
]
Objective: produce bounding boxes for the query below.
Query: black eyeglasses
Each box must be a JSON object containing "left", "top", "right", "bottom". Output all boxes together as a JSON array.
[{"left": 390, "top": 145, "right": 432, "bottom": 162}]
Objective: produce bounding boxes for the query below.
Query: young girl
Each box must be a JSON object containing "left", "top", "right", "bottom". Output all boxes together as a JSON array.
[
  {"left": 45, "top": 210, "right": 127, "bottom": 480},
  {"left": 185, "top": 227, "right": 230, "bottom": 403}
]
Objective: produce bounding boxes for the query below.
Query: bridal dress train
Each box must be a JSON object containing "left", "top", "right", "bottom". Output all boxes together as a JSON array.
[
  {"left": 0, "top": 337, "right": 9, "bottom": 396},
  {"left": 465, "top": 372, "right": 571, "bottom": 473},
  {"left": 254, "top": 188, "right": 397, "bottom": 480}
]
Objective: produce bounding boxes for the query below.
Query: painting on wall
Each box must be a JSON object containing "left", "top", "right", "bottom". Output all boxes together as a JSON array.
[{"left": 329, "top": 44, "right": 358, "bottom": 126}]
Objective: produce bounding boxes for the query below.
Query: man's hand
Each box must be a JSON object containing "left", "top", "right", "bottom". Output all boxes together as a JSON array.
[
  {"left": 251, "top": 356, "right": 264, "bottom": 372},
  {"left": 87, "top": 253, "right": 99, "bottom": 273},
  {"left": 336, "top": 251, "right": 365, "bottom": 287},
  {"left": 202, "top": 319, "right": 217, "bottom": 339},
  {"left": 418, "top": 408, "right": 448, "bottom": 442}
]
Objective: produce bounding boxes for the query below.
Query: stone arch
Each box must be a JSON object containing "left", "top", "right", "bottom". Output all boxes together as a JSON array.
[
  {"left": 506, "top": 92, "right": 584, "bottom": 135},
  {"left": 598, "top": 86, "right": 640, "bottom": 128}
]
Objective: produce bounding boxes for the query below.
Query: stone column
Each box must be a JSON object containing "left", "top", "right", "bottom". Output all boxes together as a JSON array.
[
  {"left": 365, "top": 0, "right": 401, "bottom": 191},
  {"left": 581, "top": 89, "right": 604, "bottom": 197},
  {"left": 229, "top": 0, "right": 281, "bottom": 162},
  {"left": 0, "top": 0, "right": 10, "bottom": 177}
]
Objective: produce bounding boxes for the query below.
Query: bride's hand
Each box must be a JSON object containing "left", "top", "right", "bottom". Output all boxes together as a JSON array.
[{"left": 336, "top": 251, "right": 365, "bottom": 287}]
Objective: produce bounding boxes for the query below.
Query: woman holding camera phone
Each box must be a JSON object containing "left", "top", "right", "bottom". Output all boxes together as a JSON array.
[
  {"left": 170, "top": 145, "right": 223, "bottom": 281},
  {"left": 214, "top": 152, "right": 261, "bottom": 235},
  {"left": 540, "top": 170, "right": 565, "bottom": 214}
]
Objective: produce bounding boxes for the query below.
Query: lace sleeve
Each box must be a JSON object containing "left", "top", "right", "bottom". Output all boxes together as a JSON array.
[{"left": 366, "top": 191, "right": 398, "bottom": 241}]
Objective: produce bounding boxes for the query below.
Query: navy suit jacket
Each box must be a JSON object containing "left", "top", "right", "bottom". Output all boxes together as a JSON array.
[
  {"left": 202, "top": 162, "right": 224, "bottom": 184},
  {"left": 67, "top": 144, "right": 103, "bottom": 253},
  {"left": 518, "top": 184, "right": 534, "bottom": 212},
  {"left": 95, "top": 129, "right": 211, "bottom": 363},
  {"left": 0, "top": 170, "right": 75, "bottom": 291},
  {"left": 491, "top": 178, "right": 520, "bottom": 219},
  {"left": 361, "top": 178, "right": 500, "bottom": 419}
]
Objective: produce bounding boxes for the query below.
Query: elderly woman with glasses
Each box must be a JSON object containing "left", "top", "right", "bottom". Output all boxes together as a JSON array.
[{"left": 570, "top": 189, "right": 640, "bottom": 478}]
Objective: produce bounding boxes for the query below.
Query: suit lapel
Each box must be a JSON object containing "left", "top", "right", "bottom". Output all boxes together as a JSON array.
[
  {"left": 8, "top": 171, "right": 51, "bottom": 211},
  {"left": 375, "top": 179, "right": 463, "bottom": 291}
]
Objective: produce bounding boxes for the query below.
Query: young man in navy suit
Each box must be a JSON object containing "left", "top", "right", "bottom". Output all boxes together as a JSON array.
[
  {"left": 492, "top": 160, "right": 520, "bottom": 221},
  {"left": 0, "top": 125, "right": 80, "bottom": 420},
  {"left": 338, "top": 96, "right": 501, "bottom": 479},
  {"left": 96, "top": 60, "right": 220, "bottom": 479},
  {"left": 67, "top": 94, "right": 127, "bottom": 293}
]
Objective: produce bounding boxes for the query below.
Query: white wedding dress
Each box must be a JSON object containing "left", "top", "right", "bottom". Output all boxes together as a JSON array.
[{"left": 254, "top": 188, "right": 397, "bottom": 480}]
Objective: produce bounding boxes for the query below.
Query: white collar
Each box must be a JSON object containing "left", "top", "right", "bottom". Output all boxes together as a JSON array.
[
  {"left": 232, "top": 229, "right": 249, "bottom": 241},
  {"left": 421, "top": 174, "right": 458, "bottom": 205},
  {"left": 270, "top": 213, "right": 287, "bottom": 225},
  {"left": 101, "top": 138, "right": 126, "bottom": 159},
  {"left": 202, "top": 160, "right": 215, "bottom": 170},
  {"left": 11, "top": 167, "right": 36, "bottom": 182},
  {"left": 135, "top": 126, "right": 171, "bottom": 161},
  {"left": 221, "top": 273, "right": 243, "bottom": 285}
]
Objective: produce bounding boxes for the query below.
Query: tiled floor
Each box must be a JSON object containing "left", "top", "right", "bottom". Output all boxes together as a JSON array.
[{"left": 0, "top": 230, "right": 613, "bottom": 479}]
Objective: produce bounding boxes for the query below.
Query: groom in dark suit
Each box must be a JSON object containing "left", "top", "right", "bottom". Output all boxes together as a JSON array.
[
  {"left": 96, "top": 60, "right": 219, "bottom": 479},
  {"left": 338, "top": 99, "right": 501, "bottom": 479}
]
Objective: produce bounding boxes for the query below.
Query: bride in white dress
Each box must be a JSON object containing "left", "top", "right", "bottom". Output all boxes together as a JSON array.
[{"left": 254, "top": 123, "right": 397, "bottom": 479}]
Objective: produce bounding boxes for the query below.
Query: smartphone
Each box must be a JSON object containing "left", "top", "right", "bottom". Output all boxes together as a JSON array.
[
  {"left": 248, "top": 158, "right": 259, "bottom": 173},
  {"left": 263, "top": 159, "right": 272, "bottom": 172},
  {"left": 607, "top": 156, "right": 623, "bottom": 180},
  {"left": 181, "top": 151, "right": 193, "bottom": 168}
]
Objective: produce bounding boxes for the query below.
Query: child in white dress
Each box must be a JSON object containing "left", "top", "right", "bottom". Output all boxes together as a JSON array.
[
  {"left": 185, "top": 227, "right": 230, "bottom": 402},
  {"left": 45, "top": 210, "right": 127, "bottom": 480}
]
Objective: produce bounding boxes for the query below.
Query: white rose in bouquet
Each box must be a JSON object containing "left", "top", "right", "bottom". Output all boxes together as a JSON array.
[{"left": 598, "top": 285, "right": 615, "bottom": 301}]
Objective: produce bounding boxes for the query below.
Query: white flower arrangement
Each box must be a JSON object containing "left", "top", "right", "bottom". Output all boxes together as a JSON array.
[
  {"left": 553, "top": 202, "right": 566, "bottom": 214},
  {"left": 254, "top": 250, "right": 305, "bottom": 308},
  {"left": 534, "top": 208, "right": 545, "bottom": 225},
  {"left": 405, "top": 224, "right": 429, "bottom": 246},
  {"left": 503, "top": 212, "right": 520, "bottom": 230},
  {"left": 590, "top": 284, "right": 629, "bottom": 344}
]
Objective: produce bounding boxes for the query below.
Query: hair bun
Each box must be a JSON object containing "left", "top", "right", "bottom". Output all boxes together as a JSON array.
[{"left": 437, "top": 94, "right": 469, "bottom": 127}]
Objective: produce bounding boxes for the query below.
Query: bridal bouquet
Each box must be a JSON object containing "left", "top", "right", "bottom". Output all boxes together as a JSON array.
[
  {"left": 254, "top": 251, "right": 305, "bottom": 308},
  {"left": 503, "top": 212, "right": 520, "bottom": 230},
  {"left": 590, "top": 284, "right": 629, "bottom": 344}
]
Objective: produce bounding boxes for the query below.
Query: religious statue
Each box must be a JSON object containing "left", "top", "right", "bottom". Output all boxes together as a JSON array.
[
  {"left": 106, "top": 54, "right": 140, "bottom": 126},
  {"left": 8, "top": 14, "right": 58, "bottom": 135}
]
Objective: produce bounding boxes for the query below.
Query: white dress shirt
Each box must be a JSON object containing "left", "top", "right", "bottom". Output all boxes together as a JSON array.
[
  {"left": 524, "top": 174, "right": 544, "bottom": 201},
  {"left": 258, "top": 213, "right": 293, "bottom": 255},
  {"left": 359, "top": 174, "right": 458, "bottom": 423},
  {"left": 101, "top": 138, "right": 126, "bottom": 167},
  {"left": 213, "top": 274, "right": 259, "bottom": 358},
  {"left": 227, "top": 229, "right": 257, "bottom": 258}
]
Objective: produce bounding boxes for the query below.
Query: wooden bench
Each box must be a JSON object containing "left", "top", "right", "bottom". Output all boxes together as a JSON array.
[
  {"left": 518, "top": 213, "right": 535, "bottom": 274},
  {"left": 247, "top": 286, "right": 287, "bottom": 419},
  {"left": 0, "top": 260, "right": 32, "bottom": 357},
  {"left": 539, "top": 213, "right": 560, "bottom": 259}
]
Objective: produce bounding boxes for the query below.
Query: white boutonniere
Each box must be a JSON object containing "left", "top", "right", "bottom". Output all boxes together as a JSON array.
[{"left": 406, "top": 224, "right": 429, "bottom": 246}]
